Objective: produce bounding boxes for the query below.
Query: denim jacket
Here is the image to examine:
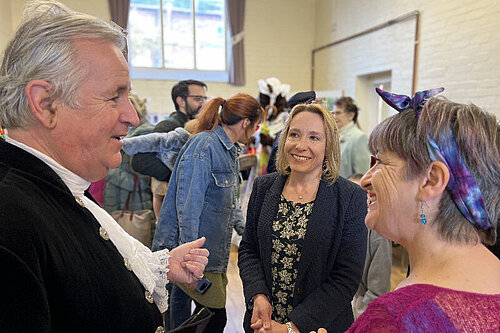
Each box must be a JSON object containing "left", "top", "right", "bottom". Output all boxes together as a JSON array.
[{"left": 152, "top": 125, "right": 245, "bottom": 272}]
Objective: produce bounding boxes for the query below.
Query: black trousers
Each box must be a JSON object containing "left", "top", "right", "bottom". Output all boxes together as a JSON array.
[{"left": 193, "top": 300, "right": 227, "bottom": 333}]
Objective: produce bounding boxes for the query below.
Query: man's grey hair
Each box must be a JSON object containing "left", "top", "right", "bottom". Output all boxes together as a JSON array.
[{"left": 0, "top": 0, "right": 127, "bottom": 128}]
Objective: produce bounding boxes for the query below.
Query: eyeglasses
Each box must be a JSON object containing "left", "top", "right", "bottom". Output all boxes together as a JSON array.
[{"left": 184, "top": 95, "right": 208, "bottom": 102}]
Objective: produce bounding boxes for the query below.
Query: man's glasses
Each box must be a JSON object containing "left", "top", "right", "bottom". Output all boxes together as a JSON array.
[{"left": 184, "top": 95, "right": 208, "bottom": 102}]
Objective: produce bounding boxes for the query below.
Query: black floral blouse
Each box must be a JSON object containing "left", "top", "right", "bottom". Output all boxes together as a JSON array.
[{"left": 270, "top": 194, "right": 314, "bottom": 323}]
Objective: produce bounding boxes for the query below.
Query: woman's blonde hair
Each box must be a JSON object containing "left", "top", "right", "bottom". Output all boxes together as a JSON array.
[{"left": 276, "top": 103, "right": 340, "bottom": 184}]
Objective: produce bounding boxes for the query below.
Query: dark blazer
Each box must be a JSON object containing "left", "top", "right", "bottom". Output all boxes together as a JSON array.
[
  {"left": 0, "top": 140, "right": 163, "bottom": 332},
  {"left": 238, "top": 172, "right": 367, "bottom": 333}
]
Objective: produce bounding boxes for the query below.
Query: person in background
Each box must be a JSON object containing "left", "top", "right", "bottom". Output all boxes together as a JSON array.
[
  {"left": 348, "top": 173, "right": 392, "bottom": 319},
  {"left": 153, "top": 93, "right": 265, "bottom": 332},
  {"left": 132, "top": 79, "right": 207, "bottom": 218},
  {"left": 239, "top": 103, "right": 367, "bottom": 333},
  {"left": 348, "top": 88, "right": 500, "bottom": 331},
  {"left": 103, "top": 93, "right": 154, "bottom": 214},
  {"left": 0, "top": 1, "right": 208, "bottom": 331},
  {"left": 333, "top": 97, "right": 371, "bottom": 178}
]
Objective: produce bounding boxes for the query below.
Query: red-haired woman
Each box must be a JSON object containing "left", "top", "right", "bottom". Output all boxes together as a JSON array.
[{"left": 152, "top": 93, "right": 265, "bottom": 332}]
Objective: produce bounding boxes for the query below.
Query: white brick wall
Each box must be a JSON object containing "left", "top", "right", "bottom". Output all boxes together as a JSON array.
[{"left": 314, "top": 0, "right": 500, "bottom": 122}]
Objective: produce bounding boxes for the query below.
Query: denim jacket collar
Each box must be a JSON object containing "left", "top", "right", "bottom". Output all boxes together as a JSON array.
[{"left": 214, "top": 125, "right": 242, "bottom": 153}]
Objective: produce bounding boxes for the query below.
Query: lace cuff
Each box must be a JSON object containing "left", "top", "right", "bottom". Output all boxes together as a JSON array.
[{"left": 151, "top": 248, "right": 170, "bottom": 312}]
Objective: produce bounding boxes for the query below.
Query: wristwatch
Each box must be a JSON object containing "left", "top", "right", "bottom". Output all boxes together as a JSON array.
[{"left": 286, "top": 322, "right": 297, "bottom": 333}]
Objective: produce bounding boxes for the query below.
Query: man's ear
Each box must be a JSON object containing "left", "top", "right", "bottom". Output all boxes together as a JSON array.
[
  {"left": 25, "top": 80, "right": 57, "bottom": 129},
  {"left": 176, "top": 96, "right": 186, "bottom": 110},
  {"left": 418, "top": 161, "right": 449, "bottom": 202}
]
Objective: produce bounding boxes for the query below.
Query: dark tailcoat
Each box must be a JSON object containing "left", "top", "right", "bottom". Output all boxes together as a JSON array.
[{"left": 0, "top": 140, "right": 163, "bottom": 332}]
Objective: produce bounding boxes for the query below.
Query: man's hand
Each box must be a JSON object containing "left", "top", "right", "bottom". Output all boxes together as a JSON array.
[{"left": 166, "top": 237, "right": 209, "bottom": 286}]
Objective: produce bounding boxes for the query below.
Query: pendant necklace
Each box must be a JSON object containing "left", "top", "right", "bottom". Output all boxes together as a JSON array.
[
  {"left": 292, "top": 179, "right": 320, "bottom": 201},
  {"left": 293, "top": 186, "right": 303, "bottom": 200}
]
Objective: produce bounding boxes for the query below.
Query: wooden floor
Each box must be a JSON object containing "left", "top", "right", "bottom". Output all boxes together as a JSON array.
[
  {"left": 225, "top": 245, "right": 246, "bottom": 333},
  {"left": 224, "top": 244, "right": 408, "bottom": 332}
]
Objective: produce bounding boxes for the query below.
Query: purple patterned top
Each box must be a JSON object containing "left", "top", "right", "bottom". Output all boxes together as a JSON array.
[{"left": 348, "top": 284, "right": 500, "bottom": 332}]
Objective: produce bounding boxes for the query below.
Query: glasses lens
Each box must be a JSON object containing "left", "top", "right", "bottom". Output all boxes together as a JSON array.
[
  {"left": 370, "top": 155, "right": 377, "bottom": 168},
  {"left": 186, "top": 95, "right": 207, "bottom": 102}
]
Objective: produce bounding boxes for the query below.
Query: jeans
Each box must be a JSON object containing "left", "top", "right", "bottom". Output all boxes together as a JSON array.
[{"left": 165, "top": 284, "right": 192, "bottom": 330}]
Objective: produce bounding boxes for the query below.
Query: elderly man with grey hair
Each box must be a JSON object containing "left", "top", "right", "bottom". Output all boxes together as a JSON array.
[{"left": 0, "top": 1, "right": 209, "bottom": 332}]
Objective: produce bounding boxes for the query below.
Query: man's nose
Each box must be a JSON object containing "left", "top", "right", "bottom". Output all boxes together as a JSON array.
[{"left": 121, "top": 99, "right": 140, "bottom": 127}]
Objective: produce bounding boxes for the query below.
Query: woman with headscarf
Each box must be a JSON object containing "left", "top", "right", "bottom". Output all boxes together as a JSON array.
[{"left": 347, "top": 88, "right": 500, "bottom": 331}]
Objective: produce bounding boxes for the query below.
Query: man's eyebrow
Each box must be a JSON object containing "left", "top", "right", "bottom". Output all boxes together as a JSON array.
[{"left": 107, "top": 85, "right": 130, "bottom": 94}]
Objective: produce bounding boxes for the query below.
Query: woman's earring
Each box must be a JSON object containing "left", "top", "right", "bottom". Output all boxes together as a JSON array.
[
  {"left": 420, "top": 202, "right": 427, "bottom": 225},
  {"left": 322, "top": 158, "right": 327, "bottom": 171}
]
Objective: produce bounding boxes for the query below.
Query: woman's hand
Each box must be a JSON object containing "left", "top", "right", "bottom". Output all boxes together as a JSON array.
[
  {"left": 166, "top": 237, "right": 209, "bottom": 285},
  {"left": 309, "top": 329, "right": 327, "bottom": 333},
  {"left": 250, "top": 294, "right": 272, "bottom": 331},
  {"left": 253, "top": 320, "right": 301, "bottom": 333}
]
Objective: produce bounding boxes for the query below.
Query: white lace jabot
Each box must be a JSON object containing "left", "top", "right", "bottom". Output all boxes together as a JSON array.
[{"left": 5, "top": 136, "right": 170, "bottom": 312}]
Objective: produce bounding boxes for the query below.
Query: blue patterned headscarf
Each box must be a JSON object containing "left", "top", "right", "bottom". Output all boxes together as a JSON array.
[
  {"left": 375, "top": 87, "right": 445, "bottom": 116},
  {"left": 375, "top": 87, "right": 492, "bottom": 231}
]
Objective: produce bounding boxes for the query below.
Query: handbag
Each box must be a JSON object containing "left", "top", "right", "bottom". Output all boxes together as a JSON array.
[
  {"left": 111, "top": 175, "right": 154, "bottom": 248},
  {"left": 166, "top": 307, "right": 214, "bottom": 333}
]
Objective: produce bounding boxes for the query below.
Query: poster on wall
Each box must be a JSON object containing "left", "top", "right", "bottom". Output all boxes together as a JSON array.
[
  {"left": 315, "top": 90, "right": 344, "bottom": 111},
  {"left": 146, "top": 113, "right": 171, "bottom": 125}
]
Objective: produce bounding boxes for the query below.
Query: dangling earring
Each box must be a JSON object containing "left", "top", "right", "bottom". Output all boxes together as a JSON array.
[
  {"left": 322, "top": 158, "right": 327, "bottom": 171},
  {"left": 420, "top": 202, "right": 427, "bottom": 225}
]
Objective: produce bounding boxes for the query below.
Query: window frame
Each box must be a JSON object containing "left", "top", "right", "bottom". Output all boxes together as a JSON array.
[{"left": 128, "top": 0, "right": 230, "bottom": 82}]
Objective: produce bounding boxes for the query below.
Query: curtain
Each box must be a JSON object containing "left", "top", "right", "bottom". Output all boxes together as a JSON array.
[
  {"left": 227, "top": 0, "right": 246, "bottom": 86},
  {"left": 108, "top": 0, "right": 131, "bottom": 30}
]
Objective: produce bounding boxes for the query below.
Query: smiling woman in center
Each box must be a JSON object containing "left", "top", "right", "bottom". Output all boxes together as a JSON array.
[{"left": 238, "top": 102, "right": 368, "bottom": 333}]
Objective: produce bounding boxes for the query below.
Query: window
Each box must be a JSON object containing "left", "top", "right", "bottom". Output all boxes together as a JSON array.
[{"left": 128, "top": 0, "right": 228, "bottom": 81}]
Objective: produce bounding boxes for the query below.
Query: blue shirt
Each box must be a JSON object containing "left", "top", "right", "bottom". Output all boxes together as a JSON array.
[{"left": 152, "top": 125, "right": 245, "bottom": 272}]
